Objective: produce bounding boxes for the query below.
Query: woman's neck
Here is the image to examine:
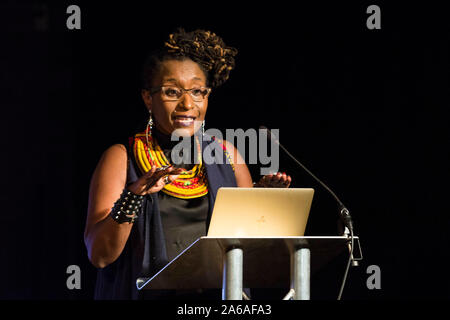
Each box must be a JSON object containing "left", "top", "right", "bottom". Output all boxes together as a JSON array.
[{"left": 152, "top": 126, "right": 195, "bottom": 150}]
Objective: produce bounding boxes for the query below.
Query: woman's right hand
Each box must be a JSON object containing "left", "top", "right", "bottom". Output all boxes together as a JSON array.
[{"left": 127, "top": 165, "right": 184, "bottom": 195}]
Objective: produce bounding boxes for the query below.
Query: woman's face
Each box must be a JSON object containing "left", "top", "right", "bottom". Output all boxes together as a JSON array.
[{"left": 142, "top": 59, "right": 209, "bottom": 137}]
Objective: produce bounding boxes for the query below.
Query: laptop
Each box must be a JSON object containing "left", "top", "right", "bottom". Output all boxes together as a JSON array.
[{"left": 207, "top": 188, "right": 314, "bottom": 237}]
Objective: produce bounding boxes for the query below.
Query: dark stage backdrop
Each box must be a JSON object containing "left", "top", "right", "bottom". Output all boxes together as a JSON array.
[{"left": 1, "top": 1, "right": 449, "bottom": 300}]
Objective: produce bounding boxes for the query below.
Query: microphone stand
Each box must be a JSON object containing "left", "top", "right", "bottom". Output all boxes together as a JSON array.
[{"left": 260, "top": 126, "right": 359, "bottom": 299}]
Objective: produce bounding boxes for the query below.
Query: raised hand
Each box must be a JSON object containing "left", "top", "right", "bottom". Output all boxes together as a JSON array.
[
  {"left": 254, "top": 172, "right": 292, "bottom": 188},
  {"left": 126, "top": 165, "right": 184, "bottom": 195}
]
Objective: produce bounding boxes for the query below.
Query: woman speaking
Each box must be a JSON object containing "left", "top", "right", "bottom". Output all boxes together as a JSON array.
[{"left": 84, "top": 28, "right": 291, "bottom": 299}]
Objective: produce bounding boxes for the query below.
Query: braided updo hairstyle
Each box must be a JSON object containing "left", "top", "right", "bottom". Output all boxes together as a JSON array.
[{"left": 141, "top": 28, "right": 238, "bottom": 89}]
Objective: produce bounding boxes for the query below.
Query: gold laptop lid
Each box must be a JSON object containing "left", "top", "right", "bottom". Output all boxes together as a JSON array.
[{"left": 207, "top": 188, "right": 314, "bottom": 237}]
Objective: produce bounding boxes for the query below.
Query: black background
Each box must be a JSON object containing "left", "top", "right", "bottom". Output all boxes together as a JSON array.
[{"left": 1, "top": 0, "right": 449, "bottom": 301}]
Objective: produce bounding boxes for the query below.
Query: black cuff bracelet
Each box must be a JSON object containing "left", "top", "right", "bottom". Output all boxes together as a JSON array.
[{"left": 110, "top": 189, "right": 145, "bottom": 224}]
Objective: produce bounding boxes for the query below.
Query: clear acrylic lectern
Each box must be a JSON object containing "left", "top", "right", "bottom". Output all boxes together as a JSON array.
[{"left": 136, "top": 236, "right": 361, "bottom": 300}]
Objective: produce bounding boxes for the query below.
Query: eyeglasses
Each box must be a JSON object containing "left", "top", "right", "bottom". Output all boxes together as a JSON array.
[{"left": 150, "top": 86, "right": 211, "bottom": 102}]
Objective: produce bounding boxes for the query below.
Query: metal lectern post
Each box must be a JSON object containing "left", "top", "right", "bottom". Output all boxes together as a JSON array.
[
  {"left": 222, "top": 247, "right": 243, "bottom": 300},
  {"left": 292, "top": 247, "right": 311, "bottom": 300},
  {"left": 136, "top": 236, "right": 361, "bottom": 301}
]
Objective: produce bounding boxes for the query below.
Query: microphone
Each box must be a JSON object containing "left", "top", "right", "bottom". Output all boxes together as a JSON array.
[
  {"left": 259, "top": 125, "right": 354, "bottom": 233},
  {"left": 260, "top": 125, "right": 359, "bottom": 300}
]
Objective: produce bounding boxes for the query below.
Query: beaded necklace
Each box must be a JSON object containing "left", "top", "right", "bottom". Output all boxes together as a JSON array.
[{"left": 132, "top": 128, "right": 208, "bottom": 199}]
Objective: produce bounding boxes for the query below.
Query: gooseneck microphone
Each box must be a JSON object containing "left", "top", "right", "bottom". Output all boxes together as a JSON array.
[
  {"left": 260, "top": 125, "right": 357, "bottom": 300},
  {"left": 259, "top": 126, "right": 354, "bottom": 233}
]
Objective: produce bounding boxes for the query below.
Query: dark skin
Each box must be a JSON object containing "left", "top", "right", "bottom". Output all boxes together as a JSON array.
[
  {"left": 84, "top": 58, "right": 291, "bottom": 268},
  {"left": 254, "top": 172, "right": 292, "bottom": 188},
  {"left": 140, "top": 59, "right": 291, "bottom": 188}
]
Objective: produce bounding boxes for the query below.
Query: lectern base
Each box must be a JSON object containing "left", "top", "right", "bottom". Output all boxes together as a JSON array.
[{"left": 136, "top": 236, "right": 361, "bottom": 301}]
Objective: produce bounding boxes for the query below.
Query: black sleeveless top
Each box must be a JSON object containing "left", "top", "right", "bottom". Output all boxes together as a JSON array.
[
  {"left": 94, "top": 130, "right": 237, "bottom": 300},
  {"left": 152, "top": 128, "right": 209, "bottom": 262}
]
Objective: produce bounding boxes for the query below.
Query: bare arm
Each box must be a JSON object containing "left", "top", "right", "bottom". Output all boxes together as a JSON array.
[
  {"left": 84, "top": 144, "right": 182, "bottom": 268},
  {"left": 222, "top": 140, "right": 292, "bottom": 188},
  {"left": 222, "top": 140, "right": 253, "bottom": 187},
  {"left": 84, "top": 144, "right": 133, "bottom": 268}
]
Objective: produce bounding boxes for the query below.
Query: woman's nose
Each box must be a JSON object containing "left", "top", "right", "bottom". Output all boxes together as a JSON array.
[{"left": 178, "top": 92, "right": 194, "bottom": 110}]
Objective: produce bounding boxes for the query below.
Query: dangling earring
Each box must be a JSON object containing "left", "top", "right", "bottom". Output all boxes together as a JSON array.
[
  {"left": 201, "top": 120, "right": 205, "bottom": 136},
  {"left": 146, "top": 111, "right": 153, "bottom": 146},
  {"left": 147, "top": 111, "right": 154, "bottom": 131}
]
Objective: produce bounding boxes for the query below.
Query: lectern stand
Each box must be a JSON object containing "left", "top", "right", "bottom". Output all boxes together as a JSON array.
[{"left": 136, "top": 236, "right": 361, "bottom": 300}]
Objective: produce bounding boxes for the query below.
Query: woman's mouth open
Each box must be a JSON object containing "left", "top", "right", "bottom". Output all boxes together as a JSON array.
[{"left": 173, "top": 115, "right": 196, "bottom": 127}]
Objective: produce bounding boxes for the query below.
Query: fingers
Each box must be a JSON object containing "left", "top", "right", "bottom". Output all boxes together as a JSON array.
[
  {"left": 160, "top": 167, "right": 184, "bottom": 182},
  {"left": 260, "top": 172, "right": 292, "bottom": 188},
  {"left": 166, "top": 173, "right": 181, "bottom": 184},
  {"left": 286, "top": 175, "right": 292, "bottom": 187},
  {"left": 144, "top": 165, "right": 178, "bottom": 182},
  {"left": 143, "top": 166, "right": 164, "bottom": 186},
  {"left": 163, "top": 167, "right": 184, "bottom": 184},
  {"left": 278, "top": 172, "right": 291, "bottom": 187},
  {"left": 143, "top": 166, "right": 185, "bottom": 191},
  {"left": 142, "top": 165, "right": 171, "bottom": 190},
  {"left": 129, "top": 165, "right": 187, "bottom": 195}
]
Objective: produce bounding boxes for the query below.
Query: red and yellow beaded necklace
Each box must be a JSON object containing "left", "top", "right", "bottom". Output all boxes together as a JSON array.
[{"left": 132, "top": 127, "right": 208, "bottom": 199}]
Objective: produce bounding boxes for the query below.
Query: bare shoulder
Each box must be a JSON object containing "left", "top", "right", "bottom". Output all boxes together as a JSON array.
[
  {"left": 90, "top": 144, "right": 129, "bottom": 199},
  {"left": 104, "top": 143, "right": 127, "bottom": 156},
  {"left": 220, "top": 139, "right": 241, "bottom": 163},
  {"left": 97, "top": 144, "right": 127, "bottom": 169},
  {"left": 86, "top": 144, "right": 129, "bottom": 224}
]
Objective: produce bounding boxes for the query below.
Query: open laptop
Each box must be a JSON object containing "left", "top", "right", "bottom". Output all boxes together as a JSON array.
[{"left": 207, "top": 188, "right": 314, "bottom": 237}]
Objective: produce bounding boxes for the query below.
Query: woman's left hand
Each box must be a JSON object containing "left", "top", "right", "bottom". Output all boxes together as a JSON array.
[{"left": 254, "top": 172, "right": 292, "bottom": 188}]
